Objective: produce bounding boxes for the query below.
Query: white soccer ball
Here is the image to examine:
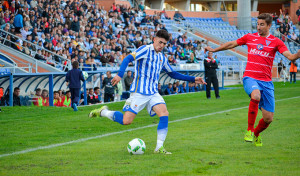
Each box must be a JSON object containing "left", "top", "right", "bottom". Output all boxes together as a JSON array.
[
  {"left": 127, "top": 138, "right": 146, "bottom": 155},
  {"left": 82, "top": 71, "right": 88, "bottom": 80}
]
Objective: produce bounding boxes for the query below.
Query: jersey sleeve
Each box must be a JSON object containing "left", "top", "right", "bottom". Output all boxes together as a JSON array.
[
  {"left": 276, "top": 38, "right": 289, "bottom": 54},
  {"left": 236, "top": 33, "right": 249, "bottom": 46},
  {"left": 131, "top": 45, "right": 149, "bottom": 60}
]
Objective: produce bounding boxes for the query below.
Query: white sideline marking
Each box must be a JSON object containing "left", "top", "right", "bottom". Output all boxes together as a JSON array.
[{"left": 0, "top": 96, "right": 299, "bottom": 158}]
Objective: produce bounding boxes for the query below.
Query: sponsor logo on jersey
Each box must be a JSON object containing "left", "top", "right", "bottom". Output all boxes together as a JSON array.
[
  {"left": 257, "top": 44, "right": 264, "bottom": 50},
  {"left": 266, "top": 40, "right": 271, "bottom": 46},
  {"left": 249, "top": 48, "right": 270, "bottom": 57}
]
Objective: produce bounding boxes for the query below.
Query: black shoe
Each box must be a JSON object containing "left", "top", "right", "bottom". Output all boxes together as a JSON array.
[
  {"left": 216, "top": 96, "right": 220, "bottom": 99},
  {"left": 207, "top": 97, "right": 211, "bottom": 99}
]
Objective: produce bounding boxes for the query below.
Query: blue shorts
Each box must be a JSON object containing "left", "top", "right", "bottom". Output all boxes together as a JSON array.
[{"left": 243, "top": 77, "right": 275, "bottom": 112}]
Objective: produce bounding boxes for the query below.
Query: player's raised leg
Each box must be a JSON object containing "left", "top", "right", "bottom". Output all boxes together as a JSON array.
[
  {"left": 244, "top": 89, "right": 261, "bottom": 142},
  {"left": 89, "top": 106, "right": 136, "bottom": 125},
  {"left": 152, "top": 104, "right": 171, "bottom": 154},
  {"left": 253, "top": 108, "right": 273, "bottom": 147}
]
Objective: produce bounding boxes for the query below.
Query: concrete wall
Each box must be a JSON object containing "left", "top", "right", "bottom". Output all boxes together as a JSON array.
[
  {"left": 287, "top": 0, "right": 300, "bottom": 25},
  {"left": 145, "top": 9, "right": 259, "bottom": 25},
  {"left": 95, "top": 0, "right": 131, "bottom": 12},
  {"left": 167, "top": 1, "right": 189, "bottom": 11}
]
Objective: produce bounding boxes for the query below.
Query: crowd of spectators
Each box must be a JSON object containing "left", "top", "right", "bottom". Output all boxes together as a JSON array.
[
  {"left": 0, "top": 0, "right": 210, "bottom": 72},
  {"left": 272, "top": 9, "right": 300, "bottom": 44}
]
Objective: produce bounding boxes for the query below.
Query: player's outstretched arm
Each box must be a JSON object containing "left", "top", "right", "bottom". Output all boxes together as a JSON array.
[
  {"left": 205, "top": 40, "right": 239, "bottom": 53},
  {"left": 282, "top": 50, "right": 300, "bottom": 62},
  {"left": 111, "top": 54, "right": 134, "bottom": 86},
  {"left": 166, "top": 71, "right": 206, "bottom": 85}
]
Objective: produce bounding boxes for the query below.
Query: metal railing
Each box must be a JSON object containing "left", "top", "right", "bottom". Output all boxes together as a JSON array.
[{"left": 0, "top": 29, "right": 71, "bottom": 72}]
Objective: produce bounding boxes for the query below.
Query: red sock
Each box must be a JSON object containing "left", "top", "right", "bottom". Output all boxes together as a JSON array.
[
  {"left": 247, "top": 99, "right": 259, "bottom": 132},
  {"left": 254, "top": 118, "right": 270, "bottom": 137}
]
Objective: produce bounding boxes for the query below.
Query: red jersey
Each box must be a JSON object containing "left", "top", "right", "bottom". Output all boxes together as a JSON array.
[{"left": 237, "top": 33, "right": 288, "bottom": 81}]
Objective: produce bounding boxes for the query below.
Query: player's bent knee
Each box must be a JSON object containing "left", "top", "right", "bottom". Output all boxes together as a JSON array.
[
  {"left": 251, "top": 93, "right": 261, "bottom": 101},
  {"left": 159, "top": 110, "right": 169, "bottom": 117},
  {"left": 123, "top": 120, "right": 132, "bottom": 125}
]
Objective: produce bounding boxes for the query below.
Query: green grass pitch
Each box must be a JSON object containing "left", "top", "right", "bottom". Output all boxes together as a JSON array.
[{"left": 0, "top": 82, "right": 299, "bottom": 175}]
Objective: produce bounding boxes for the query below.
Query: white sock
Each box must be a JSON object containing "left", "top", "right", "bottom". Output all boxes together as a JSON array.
[
  {"left": 155, "top": 128, "right": 168, "bottom": 151},
  {"left": 101, "top": 109, "right": 115, "bottom": 121}
]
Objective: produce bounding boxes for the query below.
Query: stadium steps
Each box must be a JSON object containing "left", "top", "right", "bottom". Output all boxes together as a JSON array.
[
  {"left": 193, "top": 31, "right": 248, "bottom": 58},
  {"left": 0, "top": 44, "right": 62, "bottom": 73}
]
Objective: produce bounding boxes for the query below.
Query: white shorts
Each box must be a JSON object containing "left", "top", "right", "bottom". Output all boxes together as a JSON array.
[{"left": 122, "top": 93, "right": 165, "bottom": 117}]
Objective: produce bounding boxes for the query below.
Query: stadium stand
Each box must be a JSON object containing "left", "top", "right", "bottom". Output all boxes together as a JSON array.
[{"left": 0, "top": 1, "right": 298, "bottom": 106}]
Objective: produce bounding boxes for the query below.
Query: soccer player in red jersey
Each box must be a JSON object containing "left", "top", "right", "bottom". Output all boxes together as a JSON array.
[{"left": 206, "top": 13, "right": 300, "bottom": 146}]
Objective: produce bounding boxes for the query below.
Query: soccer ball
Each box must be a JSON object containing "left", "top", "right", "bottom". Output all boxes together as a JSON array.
[
  {"left": 127, "top": 138, "right": 146, "bottom": 155},
  {"left": 82, "top": 71, "right": 88, "bottom": 80}
]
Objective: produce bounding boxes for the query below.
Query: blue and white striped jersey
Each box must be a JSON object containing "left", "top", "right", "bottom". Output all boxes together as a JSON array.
[{"left": 130, "top": 44, "right": 174, "bottom": 95}]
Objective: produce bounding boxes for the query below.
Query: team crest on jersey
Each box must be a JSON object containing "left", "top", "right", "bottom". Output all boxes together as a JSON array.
[
  {"left": 266, "top": 40, "right": 271, "bottom": 46},
  {"left": 257, "top": 44, "right": 264, "bottom": 50}
]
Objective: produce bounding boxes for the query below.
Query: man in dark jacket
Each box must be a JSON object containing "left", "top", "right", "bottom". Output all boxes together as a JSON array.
[
  {"left": 71, "top": 17, "right": 80, "bottom": 32},
  {"left": 204, "top": 51, "right": 220, "bottom": 99},
  {"left": 102, "top": 71, "right": 116, "bottom": 102},
  {"left": 66, "top": 61, "right": 85, "bottom": 111},
  {"left": 124, "top": 71, "right": 133, "bottom": 91},
  {"left": 13, "top": 87, "right": 21, "bottom": 106}
]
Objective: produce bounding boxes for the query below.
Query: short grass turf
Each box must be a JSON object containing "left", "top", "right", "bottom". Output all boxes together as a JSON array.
[{"left": 0, "top": 82, "right": 299, "bottom": 176}]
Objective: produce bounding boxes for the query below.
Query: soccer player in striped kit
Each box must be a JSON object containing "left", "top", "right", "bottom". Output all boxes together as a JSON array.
[
  {"left": 89, "top": 30, "right": 206, "bottom": 154},
  {"left": 206, "top": 13, "right": 300, "bottom": 146}
]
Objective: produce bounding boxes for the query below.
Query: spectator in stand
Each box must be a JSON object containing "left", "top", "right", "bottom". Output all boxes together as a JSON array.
[
  {"left": 204, "top": 51, "right": 220, "bottom": 99},
  {"left": 87, "top": 88, "right": 95, "bottom": 105},
  {"left": 102, "top": 71, "right": 116, "bottom": 102},
  {"left": 94, "top": 87, "right": 101, "bottom": 104},
  {"left": 13, "top": 10, "right": 23, "bottom": 33},
  {"left": 274, "top": 28, "right": 280, "bottom": 38},
  {"left": 158, "top": 83, "right": 164, "bottom": 96},
  {"left": 138, "top": 2, "right": 144, "bottom": 11},
  {"left": 12, "top": 87, "right": 21, "bottom": 106},
  {"left": 0, "top": 87, "right": 4, "bottom": 106},
  {"left": 164, "top": 83, "right": 173, "bottom": 95},
  {"left": 32, "top": 88, "right": 42, "bottom": 106},
  {"left": 66, "top": 61, "right": 85, "bottom": 111},
  {"left": 61, "top": 91, "right": 72, "bottom": 107},
  {"left": 124, "top": 70, "right": 133, "bottom": 91},
  {"left": 173, "top": 11, "right": 185, "bottom": 22},
  {"left": 53, "top": 91, "right": 62, "bottom": 107},
  {"left": 289, "top": 61, "right": 297, "bottom": 83},
  {"left": 172, "top": 83, "right": 178, "bottom": 94},
  {"left": 168, "top": 55, "right": 177, "bottom": 66},
  {"left": 291, "top": 32, "right": 297, "bottom": 41},
  {"left": 277, "top": 60, "right": 284, "bottom": 76},
  {"left": 181, "top": 82, "right": 187, "bottom": 93},
  {"left": 160, "top": 8, "right": 170, "bottom": 20},
  {"left": 41, "top": 89, "right": 49, "bottom": 106},
  {"left": 188, "top": 82, "right": 195, "bottom": 92}
]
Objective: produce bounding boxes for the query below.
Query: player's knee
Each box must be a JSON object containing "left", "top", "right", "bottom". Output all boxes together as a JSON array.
[
  {"left": 160, "top": 110, "right": 169, "bottom": 117},
  {"left": 252, "top": 93, "right": 261, "bottom": 101},
  {"left": 264, "top": 117, "right": 273, "bottom": 124},
  {"left": 123, "top": 119, "right": 132, "bottom": 125}
]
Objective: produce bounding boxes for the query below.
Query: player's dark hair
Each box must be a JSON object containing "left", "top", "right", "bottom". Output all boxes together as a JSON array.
[
  {"left": 72, "top": 61, "right": 79, "bottom": 69},
  {"left": 54, "top": 91, "right": 59, "bottom": 94},
  {"left": 156, "top": 29, "right": 170, "bottom": 41},
  {"left": 257, "top": 13, "right": 273, "bottom": 25},
  {"left": 66, "top": 90, "right": 70, "bottom": 94},
  {"left": 94, "top": 87, "right": 100, "bottom": 91}
]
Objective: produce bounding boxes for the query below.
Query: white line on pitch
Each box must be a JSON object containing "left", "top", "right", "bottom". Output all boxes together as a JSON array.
[{"left": 0, "top": 96, "right": 299, "bottom": 158}]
